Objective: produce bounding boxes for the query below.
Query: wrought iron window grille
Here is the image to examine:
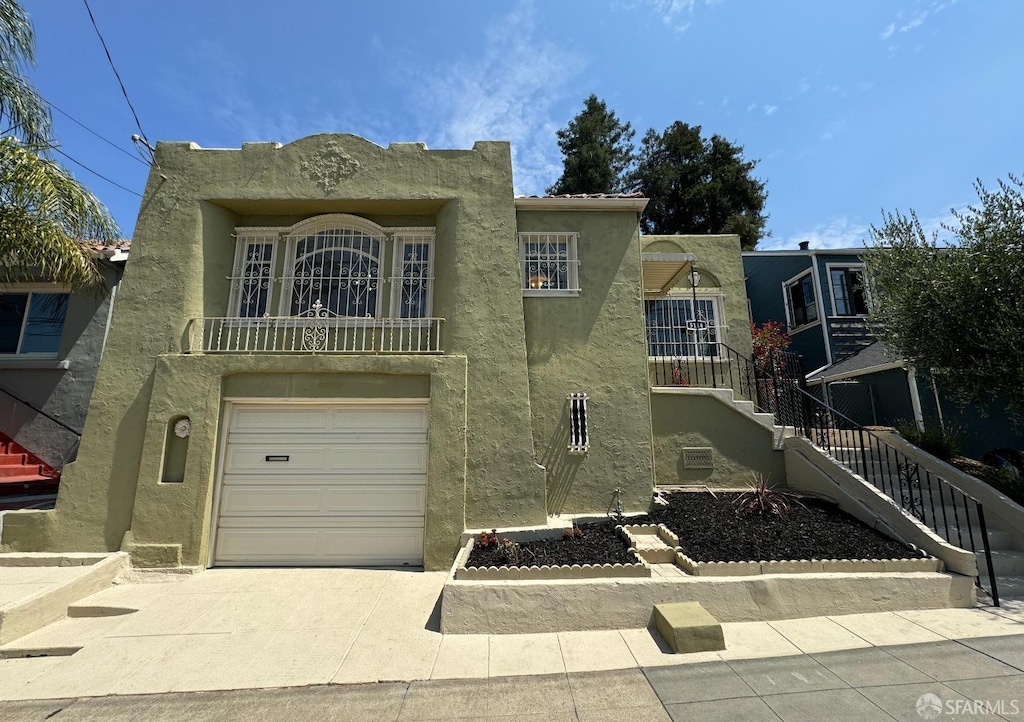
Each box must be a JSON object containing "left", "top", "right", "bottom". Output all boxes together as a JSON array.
[{"left": 568, "top": 393, "right": 589, "bottom": 454}]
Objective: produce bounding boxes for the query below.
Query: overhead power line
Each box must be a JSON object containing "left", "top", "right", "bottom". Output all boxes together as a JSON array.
[
  {"left": 51, "top": 147, "right": 143, "bottom": 198},
  {"left": 82, "top": 0, "right": 154, "bottom": 164},
  {"left": 44, "top": 99, "right": 149, "bottom": 167}
]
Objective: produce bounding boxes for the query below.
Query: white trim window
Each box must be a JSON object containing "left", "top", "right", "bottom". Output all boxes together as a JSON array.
[
  {"left": 390, "top": 229, "right": 435, "bottom": 319},
  {"left": 229, "top": 215, "right": 435, "bottom": 320},
  {"left": 0, "top": 286, "right": 70, "bottom": 356},
  {"left": 228, "top": 229, "right": 279, "bottom": 318},
  {"left": 827, "top": 264, "right": 869, "bottom": 316},
  {"left": 520, "top": 232, "right": 580, "bottom": 295},
  {"left": 644, "top": 296, "right": 722, "bottom": 358},
  {"left": 784, "top": 271, "right": 818, "bottom": 329}
]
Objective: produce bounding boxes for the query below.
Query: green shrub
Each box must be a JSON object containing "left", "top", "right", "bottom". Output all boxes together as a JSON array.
[{"left": 895, "top": 420, "right": 961, "bottom": 461}]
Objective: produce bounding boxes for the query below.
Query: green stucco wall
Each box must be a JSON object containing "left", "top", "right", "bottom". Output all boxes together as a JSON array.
[
  {"left": 518, "top": 210, "right": 655, "bottom": 515},
  {"left": 641, "top": 234, "right": 753, "bottom": 362},
  {"left": 0, "top": 134, "right": 772, "bottom": 571},
  {"left": 650, "top": 392, "right": 786, "bottom": 487},
  {"left": 1, "top": 135, "right": 542, "bottom": 569}
]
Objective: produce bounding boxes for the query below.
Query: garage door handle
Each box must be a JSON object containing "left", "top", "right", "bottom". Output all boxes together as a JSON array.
[{"left": 265, "top": 455, "right": 289, "bottom": 462}]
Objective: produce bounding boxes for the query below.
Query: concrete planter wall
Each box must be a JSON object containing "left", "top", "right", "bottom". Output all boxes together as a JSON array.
[
  {"left": 620, "top": 518, "right": 941, "bottom": 577},
  {"left": 453, "top": 527, "right": 649, "bottom": 581},
  {"left": 673, "top": 551, "right": 942, "bottom": 576}
]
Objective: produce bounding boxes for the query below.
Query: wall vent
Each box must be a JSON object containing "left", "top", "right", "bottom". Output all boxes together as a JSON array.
[
  {"left": 568, "top": 393, "right": 589, "bottom": 454},
  {"left": 682, "top": 447, "right": 714, "bottom": 469}
]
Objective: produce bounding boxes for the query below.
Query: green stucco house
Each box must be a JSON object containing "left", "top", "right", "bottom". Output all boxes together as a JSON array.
[{"left": 1, "top": 134, "right": 783, "bottom": 570}]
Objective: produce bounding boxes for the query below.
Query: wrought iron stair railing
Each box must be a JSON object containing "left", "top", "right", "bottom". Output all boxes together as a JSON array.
[
  {"left": 651, "top": 345, "right": 1000, "bottom": 605},
  {"left": 791, "top": 386, "right": 999, "bottom": 606},
  {"left": 650, "top": 343, "right": 806, "bottom": 428}
]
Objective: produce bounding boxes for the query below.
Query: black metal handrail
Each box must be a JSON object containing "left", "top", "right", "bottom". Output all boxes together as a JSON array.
[
  {"left": 791, "top": 386, "right": 999, "bottom": 606},
  {"left": 649, "top": 343, "right": 806, "bottom": 428}
]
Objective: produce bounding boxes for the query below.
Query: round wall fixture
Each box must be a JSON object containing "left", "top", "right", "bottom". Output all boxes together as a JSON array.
[{"left": 173, "top": 418, "right": 192, "bottom": 438}]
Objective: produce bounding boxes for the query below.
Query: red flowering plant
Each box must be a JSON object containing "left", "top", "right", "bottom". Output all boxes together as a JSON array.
[{"left": 750, "top": 321, "right": 792, "bottom": 376}]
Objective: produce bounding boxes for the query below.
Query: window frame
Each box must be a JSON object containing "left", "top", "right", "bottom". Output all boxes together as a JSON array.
[
  {"left": 643, "top": 292, "right": 726, "bottom": 360},
  {"left": 519, "top": 231, "right": 580, "bottom": 297},
  {"left": 227, "top": 228, "right": 280, "bottom": 318},
  {"left": 826, "top": 263, "right": 869, "bottom": 317},
  {"left": 0, "top": 283, "right": 72, "bottom": 357},
  {"left": 229, "top": 216, "right": 436, "bottom": 323},
  {"left": 783, "top": 270, "right": 819, "bottom": 331},
  {"left": 389, "top": 227, "right": 436, "bottom": 322}
]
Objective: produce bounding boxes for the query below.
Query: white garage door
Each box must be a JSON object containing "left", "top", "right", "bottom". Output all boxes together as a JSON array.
[{"left": 213, "top": 402, "right": 428, "bottom": 567}]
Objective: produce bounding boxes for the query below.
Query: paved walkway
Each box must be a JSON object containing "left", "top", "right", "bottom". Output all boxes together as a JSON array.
[
  {"left": 0, "top": 568, "right": 1022, "bottom": 719},
  {"left": 2, "top": 636, "right": 1024, "bottom": 721}
]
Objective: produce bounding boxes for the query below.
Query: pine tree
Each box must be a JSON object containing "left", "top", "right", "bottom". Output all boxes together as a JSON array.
[
  {"left": 629, "top": 122, "right": 768, "bottom": 250},
  {"left": 547, "top": 95, "right": 635, "bottom": 195}
]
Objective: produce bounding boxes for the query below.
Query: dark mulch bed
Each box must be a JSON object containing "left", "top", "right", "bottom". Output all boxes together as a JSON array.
[
  {"left": 466, "top": 520, "right": 638, "bottom": 568},
  {"left": 650, "top": 491, "right": 919, "bottom": 563}
]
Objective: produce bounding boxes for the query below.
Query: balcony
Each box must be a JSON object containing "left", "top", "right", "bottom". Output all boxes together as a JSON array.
[{"left": 186, "top": 312, "right": 445, "bottom": 354}]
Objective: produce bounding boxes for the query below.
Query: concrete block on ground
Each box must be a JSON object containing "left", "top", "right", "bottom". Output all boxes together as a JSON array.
[{"left": 652, "top": 601, "right": 726, "bottom": 654}]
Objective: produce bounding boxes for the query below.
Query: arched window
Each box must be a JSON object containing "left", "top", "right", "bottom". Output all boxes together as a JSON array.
[
  {"left": 288, "top": 227, "right": 382, "bottom": 317},
  {"left": 227, "top": 214, "right": 434, "bottom": 321}
]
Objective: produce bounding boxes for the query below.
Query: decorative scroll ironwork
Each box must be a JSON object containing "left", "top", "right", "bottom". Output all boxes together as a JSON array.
[
  {"left": 289, "top": 230, "right": 381, "bottom": 317},
  {"left": 398, "top": 241, "right": 431, "bottom": 318},
  {"left": 300, "top": 299, "right": 331, "bottom": 351},
  {"left": 898, "top": 461, "right": 924, "bottom": 520},
  {"left": 520, "top": 233, "right": 578, "bottom": 291}
]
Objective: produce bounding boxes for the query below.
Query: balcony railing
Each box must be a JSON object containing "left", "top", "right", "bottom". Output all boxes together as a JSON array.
[{"left": 186, "top": 314, "right": 445, "bottom": 354}]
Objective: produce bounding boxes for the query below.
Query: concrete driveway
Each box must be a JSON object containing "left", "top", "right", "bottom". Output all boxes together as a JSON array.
[{"left": 1, "top": 567, "right": 1023, "bottom": 703}]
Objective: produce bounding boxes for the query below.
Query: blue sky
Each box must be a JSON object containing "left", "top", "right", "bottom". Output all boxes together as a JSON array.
[{"left": 23, "top": 0, "right": 1024, "bottom": 250}]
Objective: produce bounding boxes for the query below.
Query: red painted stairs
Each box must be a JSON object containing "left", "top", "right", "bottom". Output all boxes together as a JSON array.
[{"left": 0, "top": 432, "right": 60, "bottom": 508}]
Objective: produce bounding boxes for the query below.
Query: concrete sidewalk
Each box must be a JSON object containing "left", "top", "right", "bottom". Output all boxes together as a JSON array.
[
  {"left": 2, "top": 635, "right": 1023, "bottom": 721},
  {"left": 0, "top": 568, "right": 1022, "bottom": 710}
]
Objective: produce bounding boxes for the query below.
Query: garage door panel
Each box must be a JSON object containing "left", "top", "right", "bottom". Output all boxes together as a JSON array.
[
  {"left": 214, "top": 401, "right": 428, "bottom": 567},
  {"left": 214, "top": 526, "right": 424, "bottom": 566},
  {"left": 230, "top": 405, "right": 427, "bottom": 433},
  {"left": 224, "top": 443, "right": 427, "bottom": 475},
  {"left": 218, "top": 484, "right": 426, "bottom": 516}
]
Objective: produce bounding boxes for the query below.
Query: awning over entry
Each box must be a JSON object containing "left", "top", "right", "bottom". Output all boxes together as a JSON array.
[{"left": 641, "top": 252, "right": 698, "bottom": 293}]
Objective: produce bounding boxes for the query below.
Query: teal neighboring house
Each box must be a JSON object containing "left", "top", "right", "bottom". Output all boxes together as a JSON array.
[
  {"left": 744, "top": 243, "right": 1023, "bottom": 458},
  {"left": 1, "top": 134, "right": 784, "bottom": 570}
]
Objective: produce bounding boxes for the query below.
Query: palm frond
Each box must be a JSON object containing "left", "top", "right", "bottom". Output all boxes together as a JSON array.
[
  {"left": 0, "top": 62, "right": 50, "bottom": 143},
  {"left": 0, "top": 136, "right": 120, "bottom": 290}
]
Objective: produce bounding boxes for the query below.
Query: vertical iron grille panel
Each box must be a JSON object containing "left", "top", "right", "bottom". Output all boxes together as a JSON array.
[
  {"left": 229, "top": 231, "right": 279, "bottom": 318},
  {"left": 644, "top": 298, "right": 719, "bottom": 357},
  {"left": 391, "top": 232, "right": 434, "bottom": 319},
  {"left": 568, "top": 393, "right": 589, "bottom": 454}
]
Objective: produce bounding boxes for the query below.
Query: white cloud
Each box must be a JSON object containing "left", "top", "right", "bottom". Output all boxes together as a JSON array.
[
  {"left": 746, "top": 103, "right": 757, "bottom": 112},
  {"left": 764, "top": 105, "right": 778, "bottom": 116},
  {"left": 410, "top": 3, "right": 585, "bottom": 195},
  {"left": 623, "top": 0, "right": 720, "bottom": 32},
  {"left": 880, "top": 4, "right": 941, "bottom": 43},
  {"left": 798, "top": 79, "right": 811, "bottom": 93},
  {"left": 899, "top": 11, "right": 928, "bottom": 32},
  {"left": 819, "top": 119, "right": 847, "bottom": 141},
  {"left": 761, "top": 217, "right": 871, "bottom": 251}
]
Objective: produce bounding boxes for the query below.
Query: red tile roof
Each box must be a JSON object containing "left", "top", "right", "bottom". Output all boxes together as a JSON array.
[
  {"left": 516, "top": 192, "right": 646, "bottom": 200},
  {"left": 82, "top": 239, "right": 132, "bottom": 254}
]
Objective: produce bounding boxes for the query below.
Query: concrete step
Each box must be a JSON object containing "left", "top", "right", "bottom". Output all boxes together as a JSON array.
[
  {"left": 0, "top": 464, "right": 46, "bottom": 479},
  {"left": 984, "top": 550, "right": 1024, "bottom": 576},
  {"left": 935, "top": 527, "right": 1015, "bottom": 551}
]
